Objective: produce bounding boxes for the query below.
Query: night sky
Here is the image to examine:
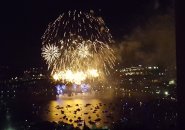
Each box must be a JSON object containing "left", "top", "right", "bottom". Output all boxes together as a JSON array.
[{"left": 0, "top": 0, "right": 174, "bottom": 67}]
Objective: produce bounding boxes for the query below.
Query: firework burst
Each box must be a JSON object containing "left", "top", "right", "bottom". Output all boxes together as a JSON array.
[
  {"left": 41, "top": 10, "right": 116, "bottom": 84},
  {"left": 41, "top": 44, "right": 60, "bottom": 68}
]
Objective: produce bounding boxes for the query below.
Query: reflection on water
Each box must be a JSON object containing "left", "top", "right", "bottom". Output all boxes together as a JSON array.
[
  {"left": 42, "top": 94, "right": 120, "bottom": 129},
  {"left": 0, "top": 90, "right": 177, "bottom": 130}
]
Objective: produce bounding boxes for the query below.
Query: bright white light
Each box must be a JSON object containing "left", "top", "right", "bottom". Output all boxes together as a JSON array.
[
  {"left": 164, "top": 91, "right": 169, "bottom": 96},
  {"left": 169, "top": 80, "right": 175, "bottom": 85}
]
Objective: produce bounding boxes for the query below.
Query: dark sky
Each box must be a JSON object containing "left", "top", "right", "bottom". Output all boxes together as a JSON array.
[{"left": 0, "top": 0, "right": 174, "bottom": 67}]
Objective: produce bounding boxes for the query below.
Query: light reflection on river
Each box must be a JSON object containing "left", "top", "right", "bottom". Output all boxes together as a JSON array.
[{"left": 41, "top": 94, "right": 121, "bottom": 129}]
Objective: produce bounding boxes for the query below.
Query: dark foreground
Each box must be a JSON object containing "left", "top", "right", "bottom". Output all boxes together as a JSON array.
[
  {"left": 0, "top": 79, "right": 177, "bottom": 130},
  {"left": 0, "top": 93, "right": 177, "bottom": 130}
]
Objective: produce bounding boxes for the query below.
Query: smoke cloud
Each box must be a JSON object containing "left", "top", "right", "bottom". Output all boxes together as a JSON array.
[{"left": 115, "top": 10, "right": 176, "bottom": 67}]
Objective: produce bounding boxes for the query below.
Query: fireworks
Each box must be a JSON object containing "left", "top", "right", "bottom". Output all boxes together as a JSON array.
[
  {"left": 41, "top": 44, "right": 60, "bottom": 68},
  {"left": 52, "top": 69, "right": 98, "bottom": 85},
  {"left": 41, "top": 10, "right": 116, "bottom": 84}
]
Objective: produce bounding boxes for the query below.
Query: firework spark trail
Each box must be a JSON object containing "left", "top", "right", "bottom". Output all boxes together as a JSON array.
[{"left": 41, "top": 10, "right": 116, "bottom": 84}]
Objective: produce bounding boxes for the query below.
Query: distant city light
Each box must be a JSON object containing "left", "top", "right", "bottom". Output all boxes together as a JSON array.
[
  {"left": 156, "top": 91, "right": 160, "bottom": 94},
  {"left": 164, "top": 91, "right": 169, "bottom": 96},
  {"left": 169, "top": 80, "right": 175, "bottom": 85}
]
